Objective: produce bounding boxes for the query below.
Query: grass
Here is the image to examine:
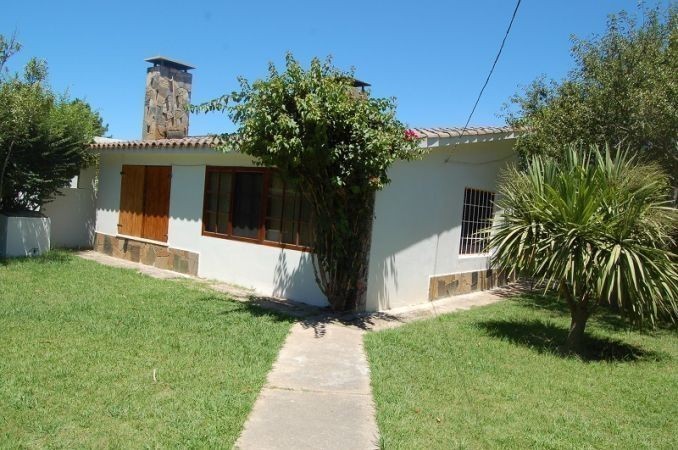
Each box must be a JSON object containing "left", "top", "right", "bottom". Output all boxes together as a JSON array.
[
  {"left": 364, "top": 294, "right": 678, "bottom": 449},
  {"left": 0, "top": 251, "right": 293, "bottom": 448}
]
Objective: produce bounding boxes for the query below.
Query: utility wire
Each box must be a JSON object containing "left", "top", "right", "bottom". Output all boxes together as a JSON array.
[
  {"left": 445, "top": 0, "right": 522, "bottom": 162},
  {"left": 437, "top": 0, "right": 523, "bottom": 313},
  {"left": 436, "top": 1, "right": 523, "bottom": 438}
]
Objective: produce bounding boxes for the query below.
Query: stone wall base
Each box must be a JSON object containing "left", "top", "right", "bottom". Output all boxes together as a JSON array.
[
  {"left": 428, "top": 269, "right": 509, "bottom": 301},
  {"left": 94, "top": 233, "right": 198, "bottom": 276}
]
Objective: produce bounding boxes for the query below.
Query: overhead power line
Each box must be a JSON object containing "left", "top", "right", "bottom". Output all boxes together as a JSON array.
[
  {"left": 445, "top": 0, "right": 522, "bottom": 162},
  {"left": 433, "top": 2, "right": 523, "bottom": 428}
]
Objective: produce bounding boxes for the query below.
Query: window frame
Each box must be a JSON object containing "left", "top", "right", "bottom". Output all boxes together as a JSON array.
[
  {"left": 458, "top": 187, "right": 496, "bottom": 256},
  {"left": 201, "top": 166, "right": 312, "bottom": 252}
]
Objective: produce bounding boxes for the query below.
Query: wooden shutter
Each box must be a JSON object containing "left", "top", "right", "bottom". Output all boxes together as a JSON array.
[
  {"left": 141, "top": 166, "right": 172, "bottom": 242},
  {"left": 118, "top": 165, "right": 146, "bottom": 237}
]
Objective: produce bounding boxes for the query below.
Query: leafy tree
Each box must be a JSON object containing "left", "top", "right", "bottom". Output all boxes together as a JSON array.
[
  {"left": 195, "top": 54, "right": 422, "bottom": 311},
  {"left": 0, "top": 33, "right": 21, "bottom": 74},
  {"left": 0, "top": 35, "right": 106, "bottom": 212},
  {"left": 490, "top": 146, "right": 677, "bottom": 352},
  {"left": 505, "top": 5, "right": 678, "bottom": 184}
]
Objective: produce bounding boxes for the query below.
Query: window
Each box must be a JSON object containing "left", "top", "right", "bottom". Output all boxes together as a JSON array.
[
  {"left": 118, "top": 165, "right": 172, "bottom": 242},
  {"left": 459, "top": 187, "right": 495, "bottom": 255},
  {"left": 202, "top": 167, "right": 313, "bottom": 250},
  {"left": 232, "top": 172, "right": 264, "bottom": 238}
]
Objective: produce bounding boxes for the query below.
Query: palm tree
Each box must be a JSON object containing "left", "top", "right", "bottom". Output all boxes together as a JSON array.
[{"left": 490, "top": 146, "right": 677, "bottom": 352}]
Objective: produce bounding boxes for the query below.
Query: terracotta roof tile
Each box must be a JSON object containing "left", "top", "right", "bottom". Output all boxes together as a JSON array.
[
  {"left": 91, "top": 136, "right": 225, "bottom": 150},
  {"left": 91, "top": 126, "right": 517, "bottom": 150}
]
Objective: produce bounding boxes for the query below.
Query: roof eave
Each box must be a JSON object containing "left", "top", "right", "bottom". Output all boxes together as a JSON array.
[
  {"left": 90, "top": 126, "right": 522, "bottom": 151},
  {"left": 417, "top": 130, "right": 520, "bottom": 149},
  {"left": 90, "top": 136, "right": 226, "bottom": 151}
]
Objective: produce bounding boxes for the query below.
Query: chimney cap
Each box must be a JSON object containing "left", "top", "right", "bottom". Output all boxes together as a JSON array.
[
  {"left": 145, "top": 56, "right": 195, "bottom": 71},
  {"left": 351, "top": 78, "right": 371, "bottom": 88},
  {"left": 337, "top": 76, "right": 370, "bottom": 88}
]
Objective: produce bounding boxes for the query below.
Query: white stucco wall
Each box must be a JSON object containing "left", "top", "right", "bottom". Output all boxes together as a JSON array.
[
  {"left": 95, "top": 135, "right": 516, "bottom": 311},
  {"left": 365, "top": 139, "right": 516, "bottom": 311},
  {"left": 95, "top": 149, "right": 328, "bottom": 306},
  {"left": 0, "top": 213, "right": 51, "bottom": 258},
  {"left": 41, "top": 166, "right": 97, "bottom": 249}
]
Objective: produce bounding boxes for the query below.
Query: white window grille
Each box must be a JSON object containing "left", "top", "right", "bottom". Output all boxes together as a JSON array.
[{"left": 459, "top": 188, "right": 495, "bottom": 255}]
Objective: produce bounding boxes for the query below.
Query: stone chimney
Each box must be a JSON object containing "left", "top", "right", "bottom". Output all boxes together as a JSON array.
[
  {"left": 351, "top": 78, "right": 370, "bottom": 96},
  {"left": 142, "top": 56, "right": 194, "bottom": 140}
]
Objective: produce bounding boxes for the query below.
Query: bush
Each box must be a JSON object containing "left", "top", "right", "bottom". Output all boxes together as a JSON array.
[{"left": 0, "top": 35, "right": 105, "bottom": 211}]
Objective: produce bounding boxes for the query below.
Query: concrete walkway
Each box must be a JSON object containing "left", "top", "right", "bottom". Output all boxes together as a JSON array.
[
  {"left": 343, "top": 287, "right": 512, "bottom": 331},
  {"left": 234, "top": 289, "right": 513, "bottom": 449},
  {"left": 77, "top": 250, "right": 515, "bottom": 449},
  {"left": 235, "top": 322, "right": 378, "bottom": 449}
]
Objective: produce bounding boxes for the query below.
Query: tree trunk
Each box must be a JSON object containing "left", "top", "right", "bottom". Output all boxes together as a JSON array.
[
  {"left": 310, "top": 187, "right": 375, "bottom": 312},
  {"left": 566, "top": 307, "right": 589, "bottom": 353},
  {"left": 559, "top": 280, "right": 591, "bottom": 353},
  {"left": 0, "top": 141, "right": 14, "bottom": 210}
]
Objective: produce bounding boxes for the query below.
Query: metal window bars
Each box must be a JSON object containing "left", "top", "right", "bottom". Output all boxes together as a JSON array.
[{"left": 459, "top": 188, "right": 495, "bottom": 255}]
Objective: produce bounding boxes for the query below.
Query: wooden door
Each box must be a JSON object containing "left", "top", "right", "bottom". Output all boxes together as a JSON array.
[
  {"left": 118, "top": 165, "right": 146, "bottom": 237},
  {"left": 141, "top": 166, "right": 172, "bottom": 242}
]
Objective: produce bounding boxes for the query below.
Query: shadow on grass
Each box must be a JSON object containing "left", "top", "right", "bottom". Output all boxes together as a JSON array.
[
  {"left": 478, "top": 319, "right": 664, "bottom": 362},
  {"left": 200, "top": 292, "right": 407, "bottom": 337},
  {"left": 196, "top": 294, "right": 298, "bottom": 325},
  {"left": 0, "top": 250, "right": 74, "bottom": 267},
  {"left": 514, "top": 292, "right": 638, "bottom": 333}
]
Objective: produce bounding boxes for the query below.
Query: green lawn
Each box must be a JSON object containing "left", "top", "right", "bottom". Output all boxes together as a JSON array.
[
  {"left": 0, "top": 252, "right": 293, "bottom": 448},
  {"left": 365, "top": 295, "right": 678, "bottom": 449}
]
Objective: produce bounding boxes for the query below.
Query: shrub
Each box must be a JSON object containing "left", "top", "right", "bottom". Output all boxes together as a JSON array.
[{"left": 490, "top": 145, "right": 677, "bottom": 351}]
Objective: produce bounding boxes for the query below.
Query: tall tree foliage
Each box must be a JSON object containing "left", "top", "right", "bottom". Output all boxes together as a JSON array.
[
  {"left": 505, "top": 5, "right": 678, "bottom": 184},
  {"left": 195, "top": 54, "right": 422, "bottom": 311},
  {"left": 0, "top": 35, "right": 106, "bottom": 211},
  {"left": 490, "top": 146, "right": 677, "bottom": 352}
]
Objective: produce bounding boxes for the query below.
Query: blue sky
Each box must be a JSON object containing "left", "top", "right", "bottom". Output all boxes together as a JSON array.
[{"left": 1, "top": 0, "right": 668, "bottom": 139}]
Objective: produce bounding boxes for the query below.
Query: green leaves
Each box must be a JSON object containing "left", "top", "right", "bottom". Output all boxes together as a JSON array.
[
  {"left": 0, "top": 36, "right": 106, "bottom": 211},
  {"left": 0, "top": 33, "right": 21, "bottom": 75},
  {"left": 506, "top": 5, "right": 678, "bottom": 184},
  {"left": 202, "top": 53, "right": 424, "bottom": 184},
  {"left": 196, "top": 53, "right": 423, "bottom": 310},
  {"left": 490, "top": 145, "right": 678, "bottom": 330}
]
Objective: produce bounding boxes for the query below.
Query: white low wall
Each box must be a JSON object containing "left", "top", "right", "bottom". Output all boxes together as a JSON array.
[
  {"left": 0, "top": 213, "right": 51, "bottom": 258},
  {"left": 365, "top": 140, "right": 516, "bottom": 311},
  {"left": 96, "top": 150, "right": 328, "bottom": 307},
  {"left": 41, "top": 166, "right": 97, "bottom": 249}
]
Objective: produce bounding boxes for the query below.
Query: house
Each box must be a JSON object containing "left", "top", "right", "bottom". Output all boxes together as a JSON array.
[{"left": 91, "top": 57, "right": 518, "bottom": 311}]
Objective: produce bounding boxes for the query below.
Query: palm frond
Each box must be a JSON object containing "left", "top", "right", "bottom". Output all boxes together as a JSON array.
[{"left": 489, "top": 144, "right": 678, "bottom": 325}]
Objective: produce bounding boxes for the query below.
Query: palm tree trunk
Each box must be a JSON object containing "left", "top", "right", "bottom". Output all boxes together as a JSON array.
[
  {"left": 566, "top": 308, "right": 589, "bottom": 353},
  {"left": 560, "top": 280, "right": 590, "bottom": 353}
]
